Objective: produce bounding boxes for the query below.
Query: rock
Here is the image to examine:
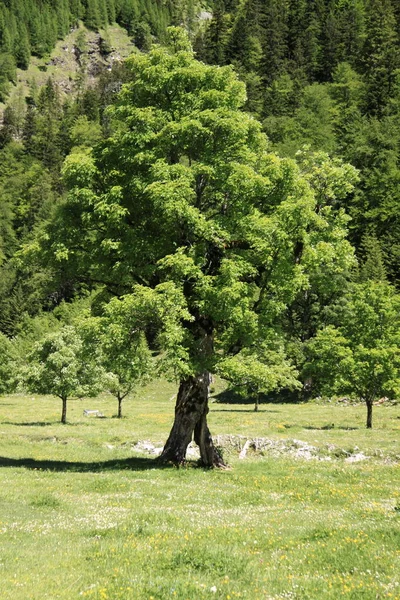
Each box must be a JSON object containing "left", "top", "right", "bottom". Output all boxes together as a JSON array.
[
  {"left": 186, "top": 442, "right": 200, "bottom": 459},
  {"left": 345, "top": 452, "right": 369, "bottom": 463},
  {"left": 199, "top": 11, "right": 213, "bottom": 21}
]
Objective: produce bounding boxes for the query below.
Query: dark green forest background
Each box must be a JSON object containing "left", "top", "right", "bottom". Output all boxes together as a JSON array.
[{"left": 1, "top": 0, "right": 400, "bottom": 402}]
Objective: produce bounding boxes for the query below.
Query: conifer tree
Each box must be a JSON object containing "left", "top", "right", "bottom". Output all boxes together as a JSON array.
[
  {"left": 14, "top": 24, "right": 30, "bottom": 69},
  {"left": 99, "top": 0, "right": 110, "bottom": 26},
  {"left": 335, "top": 0, "right": 365, "bottom": 66},
  {"left": 286, "top": 0, "right": 310, "bottom": 80},
  {"left": 85, "top": 0, "right": 102, "bottom": 30},
  {"left": 0, "top": 53, "right": 16, "bottom": 101},
  {"left": 362, "top": 0, "right": 399, "bottom": 115},
  {"left": 359, "top": 234, "right": 387, "bottom": 282},
  {"left": 259, "top": 0, "right": 289, "bottom": 85},
  {"left": 56, "top": 0, "right": 70, "bottom": 38},
  {"left": 303, "top": 0, "right": 324, "bottom": 81},
  {"left": 70, "top": 0, "right": 85, "bottom": 24},
  {"left": 201, "top": 0, "right": 229, "bottom": 66},
  {"left": 107, "top": 0, "right": 117, "bottom": 24},
  {"left": 30, "top": 12, "right": 46, "bottom": 57}
]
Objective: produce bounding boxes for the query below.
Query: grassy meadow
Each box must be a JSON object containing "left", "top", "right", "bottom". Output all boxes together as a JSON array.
[{"left": 0, "top": 381, "right": 399, "bottom": 600}]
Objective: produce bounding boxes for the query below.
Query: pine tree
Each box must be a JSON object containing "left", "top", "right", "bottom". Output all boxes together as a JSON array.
[
  {"left": 359, "top": 234, "right": 387, "bottom": 282},
  {"left": 287, "top": 0, "right": 309, "bottom": 79},
  {"left": 117, "top": 0, "right": 140, "bottom": 32},
  {"left": 56, "top": 0, "right": 70, "bottom": 38},
  {"left": 85, "top": 0, "right": 102, "bottom": 30},
  {"left": 303, "top": 0, "right": 325, "bottom": 81},
  {"left": 22, "top": 104, "right": 37, "bottom": 156},
  {"left": 29, "top": 12, "right": 46, "bottom": 57},
  {"left": 329, "top": 61, "right": 366, "bottom": 158},
  {"left": 70, "top": 0, "right": 85, "bottom": 24},
  {"left": 14, "top": 24, "right": 30, "bottom": 69},
  {"left": 320, "top": 7, "right": 340, "bottom": 78},
  {"left": 259, "top": 0, "right": 289, "bottom": 85},
  {"left": 0, "top": 53, "right": 16, "bottom": 101},
  {"left": 203, "top": 0, "right": 229, "bottom": 65},
  {"left": 99, "top": 0, "right": 109, "bottom": 26},
  {"left": 107, "top": 0, "right": 116, "bottom": 23},
  {"left": 335, "top": 0, "right": 365, "bottom": 67},
  {"left": 0, "top": 8, "right": 13, "bottom": 54},
  {"left": 362, "top": 0, "right": 400, "bottom": 115}
]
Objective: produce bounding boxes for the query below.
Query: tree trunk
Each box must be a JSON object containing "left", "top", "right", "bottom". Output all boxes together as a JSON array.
[
  {"left": 61, "top": 397, "right": 67, "bottom": 424},
  {"left": 254, "top": 395, "right": 259, "bottom": 412},
  {"left": 117, "top": 393, "right": 123, "bottom": 418},
  {"left": 366, "top": 398, "right": 373, "bottom": 429},
  {"left": 158, "top": 372, "right": 226, "bottom": 468}
]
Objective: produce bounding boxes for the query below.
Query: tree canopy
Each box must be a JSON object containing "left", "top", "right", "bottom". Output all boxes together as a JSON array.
[
  {"left": 305, "top": 281, "right": 400, "bottom": 428},
  {"left": 38, "top": 28, "right": 358, "bottom": 464},
  {"left": 23, "top": 324, "right": 103, "bottom": 423}
]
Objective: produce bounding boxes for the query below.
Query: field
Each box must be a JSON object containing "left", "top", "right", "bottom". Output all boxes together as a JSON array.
[{"left": 0, "top": 381, "right": 399, "bottom": 600}]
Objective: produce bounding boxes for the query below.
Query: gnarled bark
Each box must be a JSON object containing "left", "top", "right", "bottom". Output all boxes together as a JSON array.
[{"left": 158, "top": 372, "right": 226, "bottom": 468}]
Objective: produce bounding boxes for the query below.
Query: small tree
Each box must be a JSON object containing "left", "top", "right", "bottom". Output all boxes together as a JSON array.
[
  {"left": 97, "top": 301, "right": 153, "bottom": 418},
  {"left": 218, "top": 340, "right": 301, "bottom": 411},
  {"left": 305, "top": 282, "right": 400, "bottom": 428},
  {"left": 23, "top": 325, "right": 103, "bottom": 424}
]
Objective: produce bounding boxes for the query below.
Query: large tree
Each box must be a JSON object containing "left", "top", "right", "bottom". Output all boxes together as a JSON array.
[{"left": 44, "top": 28, "right": 356, "bottom": 466}]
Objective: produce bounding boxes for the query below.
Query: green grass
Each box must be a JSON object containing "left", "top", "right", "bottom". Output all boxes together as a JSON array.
[{"left": 0, "top": 382, "right": 399, "bottom": 600}]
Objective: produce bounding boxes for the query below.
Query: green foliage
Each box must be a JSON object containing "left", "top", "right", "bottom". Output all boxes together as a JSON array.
[
  {"left": 85, "top": 0, "right": 103, "bottom": 30},
  {"left": 89, "top": 301, "right": 153, "bottom": 414},
  {"left": 0, "top": 332, "right": 19, "bottom": 394},
  {"left": 196, "top": 0, "right": 400, "bottom": 287},
  {"left": 1, "top": 0, "right": 400, "bottom": 417},
  {"left": 98, "top": 285, "right": 193, "bottom": 380},
  {"left": 0, "top": 140, "right": 63, "bottom": 336},
  {"left": 305, "top": 281, "right": 400, "bottom": 426},
  {"left": 22, "top": 324, "right": 104, "bottom": 422},
  {"left": 0, "top": 0, "right": 180, "bottom": 96},
  {"left": 362, "top": 0, "right": 400, "bottom": 115},
  {"left": 69, "top": 116, "right": 103, "bottom": 149},
  {"left": 41, "top": 29, "right": 357, "bottom": 400},
  {"left": 265, "top": 84, "right": 337, "bottom": 156},
  {"left": 132, "top": 21, "right": 152, "bottom": 51},
  {"left": 0, "top": 53, "right": 16, "bottom": 101},
  {"left": 217, "top": 339, "right": 301, "bottom": 397},
  {"left": 358, "top": 234, "right": 387, "bottom": 282},
  {"left": 199, "top": 0, "right": 229, "bottom": 65}
]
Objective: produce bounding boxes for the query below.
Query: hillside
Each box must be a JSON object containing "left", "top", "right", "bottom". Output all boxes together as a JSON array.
[{"left": 0, "top": 23, "right": 135, "bottom": 121}]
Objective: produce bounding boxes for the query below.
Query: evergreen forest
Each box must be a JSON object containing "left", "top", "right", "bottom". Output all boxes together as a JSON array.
[{"left": 1, "top": 0, "right": 400, "bottom": 464}]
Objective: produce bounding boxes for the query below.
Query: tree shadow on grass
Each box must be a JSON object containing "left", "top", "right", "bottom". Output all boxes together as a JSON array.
[
  {"left": 213, "top": 388, "right": 302, "bottom": 406},
  {"left": 2, "top": 421, "right": 88, "bottom": 427},
  {"left": 0, "top": 455, "right": 173, "bottom": 472},
  {"left": 211, "top": 408, "right": 279, "bottom": 413},
  {"left": 304, "top": 425, "right": 359, "bottom": 431}
]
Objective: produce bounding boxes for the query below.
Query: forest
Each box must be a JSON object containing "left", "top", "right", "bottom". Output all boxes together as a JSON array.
[{"left": 0, "top": 0, "right": 400, "bottom": 465}]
